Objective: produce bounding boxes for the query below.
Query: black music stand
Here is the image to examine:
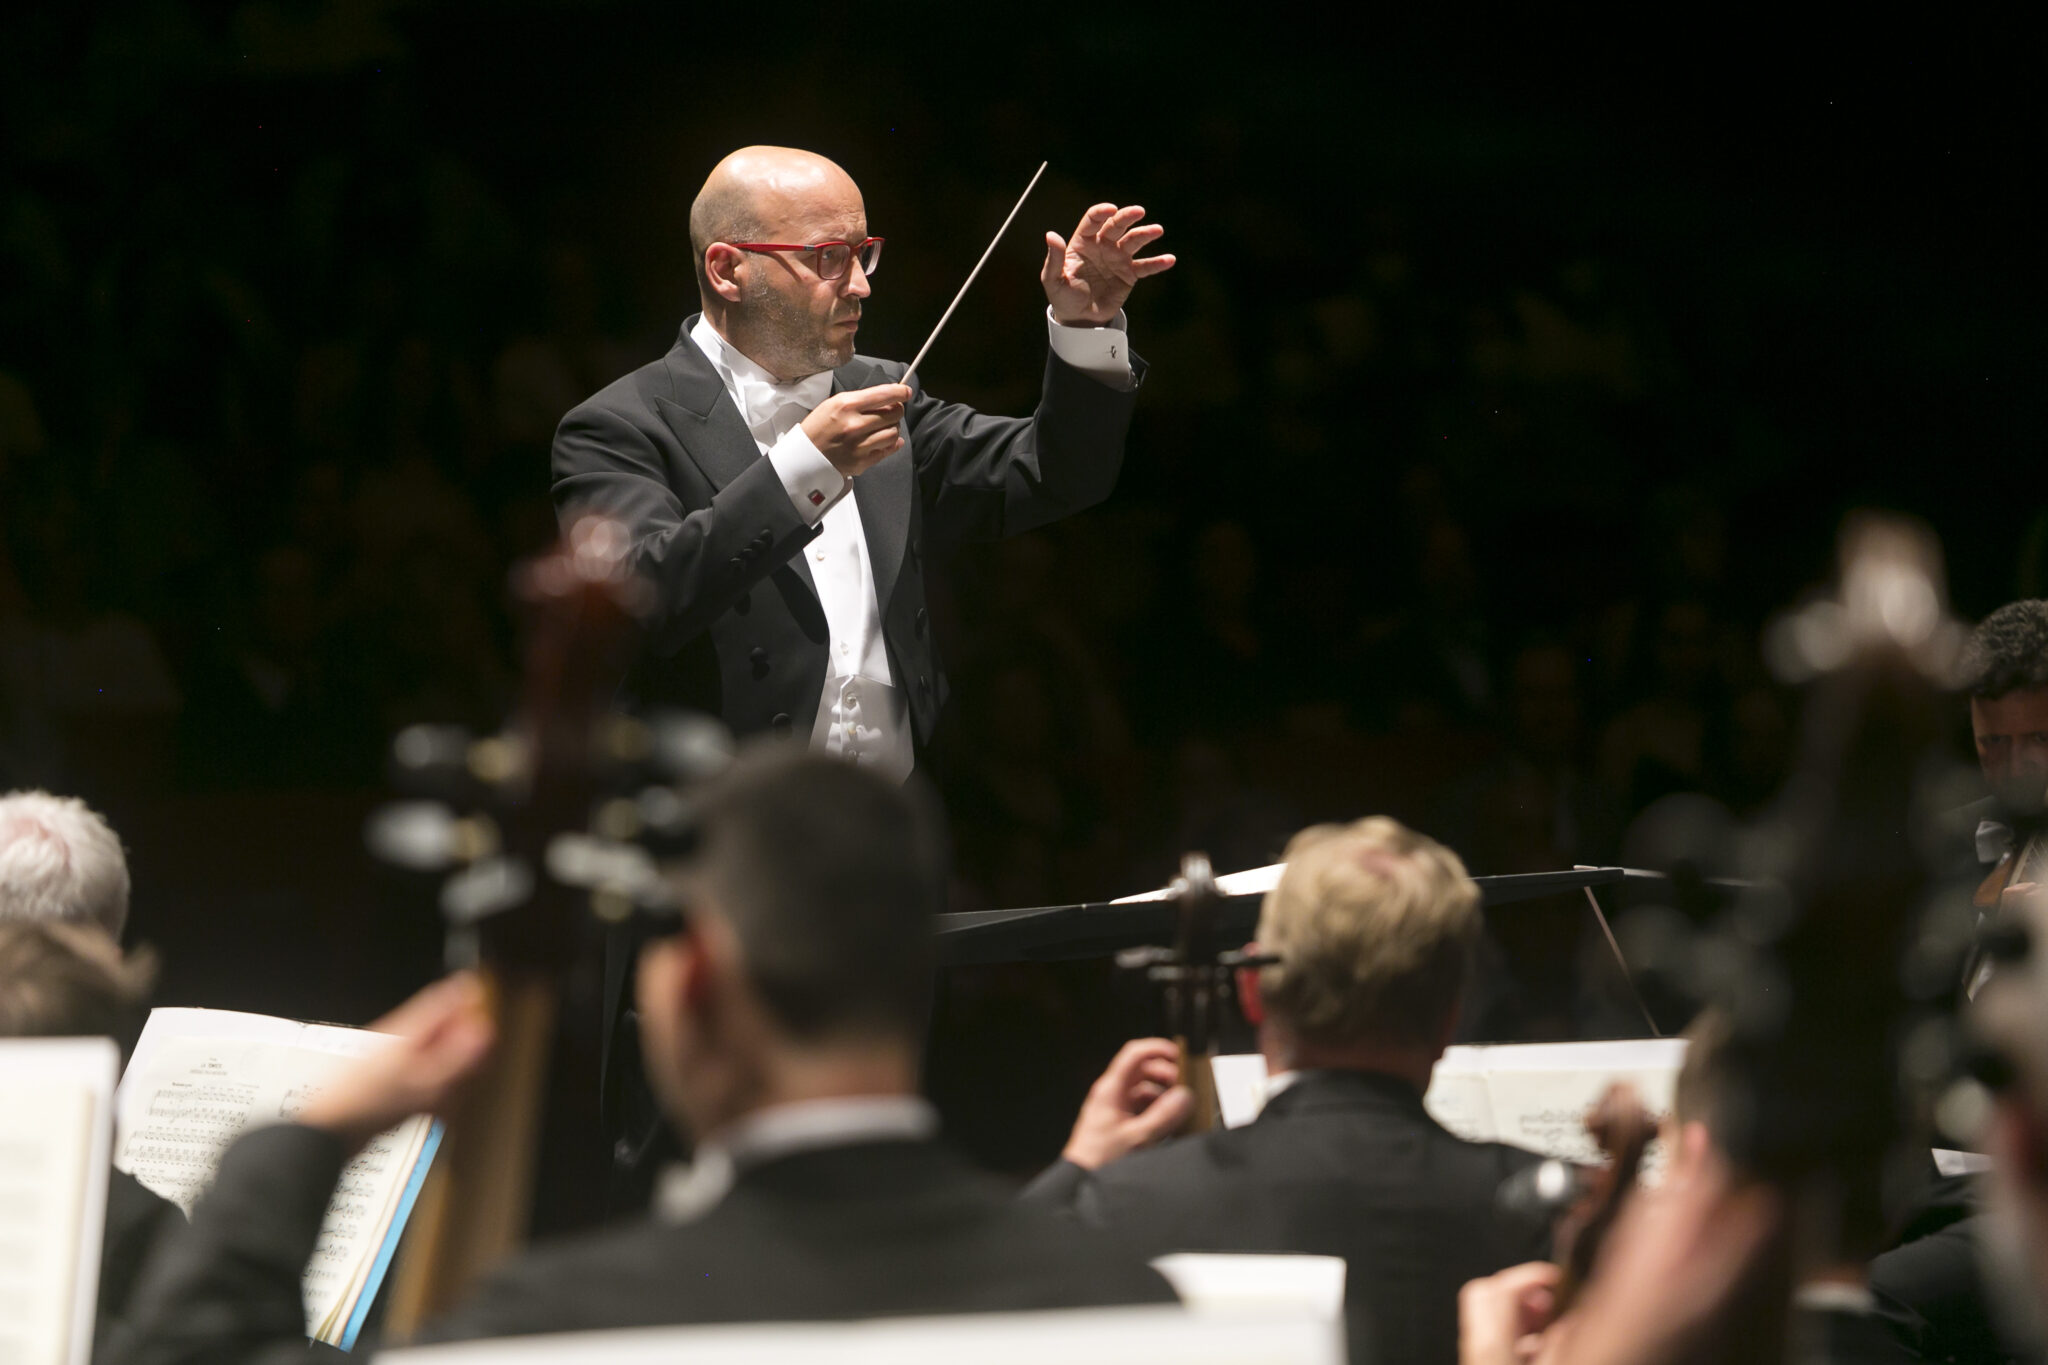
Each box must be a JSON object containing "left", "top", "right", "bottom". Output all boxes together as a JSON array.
[{"left": 936, "top": 866, "right": 1629, "bottom": 966}]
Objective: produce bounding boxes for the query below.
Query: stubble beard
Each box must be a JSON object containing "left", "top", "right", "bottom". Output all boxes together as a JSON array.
[{"left": 740, "top": 278, "right": 853, "bottom": 381}]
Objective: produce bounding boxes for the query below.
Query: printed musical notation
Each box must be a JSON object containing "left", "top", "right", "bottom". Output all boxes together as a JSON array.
[
  {"left": 1430, "top": 1041, "right": 1688, "bottom": 1182},
  {"left": 1214, "top": 1038, "right": 1689, "bottom": 1180},
  {"left": 122, "top": 1076, "right": 264, "bottom": 1213},
  {"left": 114, "top": 1009, "right": 439, "bottom": 1347}
]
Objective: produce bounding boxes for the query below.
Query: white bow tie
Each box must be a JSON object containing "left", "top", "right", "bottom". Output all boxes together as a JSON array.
[{"left": 736, "top": 373, "right": 834, "bottom": 447}]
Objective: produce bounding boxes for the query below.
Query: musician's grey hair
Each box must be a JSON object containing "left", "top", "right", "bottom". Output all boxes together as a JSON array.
[
  {"left": 1255, "top": 816, "right": 1480, "bottom": 1049},
  {"left": 0, "top": 790, "right": 131, "bottom": 939}
]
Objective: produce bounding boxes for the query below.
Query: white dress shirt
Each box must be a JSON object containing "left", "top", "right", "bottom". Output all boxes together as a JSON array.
[
  {"left": 689, "top": 313, "right": 1134, "bottom": 782},
  {"left": 655, "top": 1094, "right": 940, "bottom": 1223}
]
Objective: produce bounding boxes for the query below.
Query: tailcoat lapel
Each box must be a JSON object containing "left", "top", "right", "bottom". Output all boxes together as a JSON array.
[{"left": 654, "top": 321, "right": 819, "bottom": 600}]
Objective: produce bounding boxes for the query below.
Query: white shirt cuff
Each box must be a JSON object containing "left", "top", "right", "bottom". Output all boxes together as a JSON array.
[
  {"left": 766, "top": 425, "right": 850, "bottom": 524},
  {"left": 1046, "top": 307, "right": 1134, "bottom": 389}
]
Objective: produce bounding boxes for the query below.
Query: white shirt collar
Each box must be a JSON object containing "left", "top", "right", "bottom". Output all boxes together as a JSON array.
[
  {"left": 656, "top": 1094, "right": 938, "bottom": 1223},
  {"left": 689, "top": 316, "right": 836, "bottom": 433},
  {"left": 1793, "top": 1281, "right": 1877, "bottom": 1314},
  {"left": 718, "top": 1094, "right": 938, "bottom": 1166}
]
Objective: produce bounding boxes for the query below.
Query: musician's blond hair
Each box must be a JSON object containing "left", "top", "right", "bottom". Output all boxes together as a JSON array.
[{"left": 1255, "top": 816, "right": 1480, "bottom": 1049}]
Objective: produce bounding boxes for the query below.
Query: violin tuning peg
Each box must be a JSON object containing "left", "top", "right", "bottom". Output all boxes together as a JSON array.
[
  {"left": 544, "top": 832, "right": 661, "bottom": 903},
  {"left": 598, "top": 715, "right": 652, "bottom": 765},
  {"left": 440, "top": 856, "right": 535, "bottom": 926},
  {"left": 635, "top": 785, "right": 700, "bottom": 858},
  {"left": 593, "top": 797, "right": 642, "bottom": 842},
  {"left": 1172, "top": 851, "right": 1217, "bottom": 897},
  {"left": 390, "top": 725, "right": 472, "bottom": 780},
  {"left": 1763, "top": 513, "right": 1969, "bottom": 684},
  {"left": 591, "top": 886, "right": 636, "bottom": 925},
  {"left": 365, "top": 801, "right": 461, "bottom": 872},
  {"left": 649, "top": 710, "right": 735, "bottom": 782},
  {"left": 467, "top": 735, "right": 526, "bottom": 786}
]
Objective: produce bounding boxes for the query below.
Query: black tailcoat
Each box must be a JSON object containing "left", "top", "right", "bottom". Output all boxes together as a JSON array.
[{"left": 550, "top": 321, "right": 1144, "bottom": 744}]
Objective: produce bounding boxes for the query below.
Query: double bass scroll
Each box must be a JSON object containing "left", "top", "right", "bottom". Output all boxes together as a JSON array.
[{"left": 1116, "top": 852, "right": 1275, "bottom": 1135}]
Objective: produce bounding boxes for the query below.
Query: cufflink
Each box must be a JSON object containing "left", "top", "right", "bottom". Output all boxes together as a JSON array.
[{"left": 809, "top": 489, "right": 825, "bottom": 506}]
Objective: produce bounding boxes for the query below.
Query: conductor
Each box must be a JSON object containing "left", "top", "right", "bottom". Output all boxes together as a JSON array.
[{"left": 550, "top": 146, "right": 1173, "bottom": 781}]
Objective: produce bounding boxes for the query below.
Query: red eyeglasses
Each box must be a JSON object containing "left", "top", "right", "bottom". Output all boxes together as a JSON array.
[{"left": 729, "top": 238, "right": 884, "bottom": 280}]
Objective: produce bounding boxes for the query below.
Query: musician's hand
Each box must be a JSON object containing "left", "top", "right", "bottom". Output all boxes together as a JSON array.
[
  {"left": 1531, "top": 1160, "right": 1780, "bottom": 1365},
  {"left": 299, "top": 973, "right": 496, "bottom": 1155},
  {"left": 801, "top": 384, "right": 908, "bottom": 478},
  {"left": 1061, "top": 1037, "right": 1193, "bottom": 1170},
  {"left": 1042, "top": 204, "right": 1175, "bottom": 326},
  {"left": 1459, "top": 1262, "right": 1562, "bottom": 1365}
]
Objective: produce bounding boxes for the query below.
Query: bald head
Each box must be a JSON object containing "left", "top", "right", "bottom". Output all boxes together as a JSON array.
[{"left": 689, "top": 147, "right": 863, "bottom": 303}]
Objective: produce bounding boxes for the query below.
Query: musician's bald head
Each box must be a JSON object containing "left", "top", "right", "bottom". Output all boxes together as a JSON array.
[{"left": 688, "top": 147, "right": 873, "bottom": 381}]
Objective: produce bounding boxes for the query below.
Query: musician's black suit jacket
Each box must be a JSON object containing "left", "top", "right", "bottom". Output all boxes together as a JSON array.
[
  {"left": 549, "top": 318, "right": 1144, "bottom": 745},
  {"left": 1021, "top": 1069, "right": 1552, "bottom": 1365},
  {"left": 109, "top": 1124, "right": 1174, "bottom": 1365},
  {"left": 91, "top": 1169, "right": 184, "bottom": 1365}
]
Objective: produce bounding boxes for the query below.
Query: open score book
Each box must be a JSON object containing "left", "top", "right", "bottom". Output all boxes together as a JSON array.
[{"left": 113, "top": 1008, "right": 442, "bottom": 1349}]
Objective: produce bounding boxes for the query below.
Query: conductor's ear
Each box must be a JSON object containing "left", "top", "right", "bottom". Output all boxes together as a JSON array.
[{"left": 704, "top": 244, "right": 746, "bottom": 304}]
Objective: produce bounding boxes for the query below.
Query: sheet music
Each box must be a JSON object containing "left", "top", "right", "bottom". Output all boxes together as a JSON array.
[
  {"left": 305, "top": 1117, "right": 434, "bottom": 1341},
  {"left": 114, "top": 1008, "right": 436, "bottom": 1345},
  {"left": 1418, "top": 1066, "right": 1496, "bottom": 1144},
  {"left": 1208, "top": 1039, "right": 1689, "bottom": 1173},
  {"left": 1463, "top": 1041, "right": 1687, "bottom": 1169},
  {"left": 1213, "top": 1042, "right": 1975, "bottom": 1188},
  {"left": 0, "top": 1038, "right": 118, "bottom": 1365},
  {"left": 116, "top": 1032, "right": 357, "bottom": 1212},
  {"left": 1209, "top": 1054, "right": 1272, "bottom": 1129}
]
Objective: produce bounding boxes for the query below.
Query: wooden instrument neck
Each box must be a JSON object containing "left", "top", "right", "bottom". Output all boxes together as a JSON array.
[{"left": 1175, "top": 1037, "right": 1222, "bottom": 1135}]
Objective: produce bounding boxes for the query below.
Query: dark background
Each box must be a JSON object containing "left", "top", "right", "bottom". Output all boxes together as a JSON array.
[{"left": 3, "top": 6, "right": 2042, "bottom": 1171}]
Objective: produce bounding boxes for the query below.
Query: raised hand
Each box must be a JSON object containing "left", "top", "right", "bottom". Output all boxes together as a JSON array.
[
  {"left": 298, "top": 973, "right": 497, "bottom": 1154},
  {"left": 1060, "top": 1036, "right": 1194, "bottom": 1169},
  {"left": 1458, "top": 1262, "right": 1563, "bottom": 1365},
  {"left": 1042, "top": 204, "right": 1175, "bottom": 326}
]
